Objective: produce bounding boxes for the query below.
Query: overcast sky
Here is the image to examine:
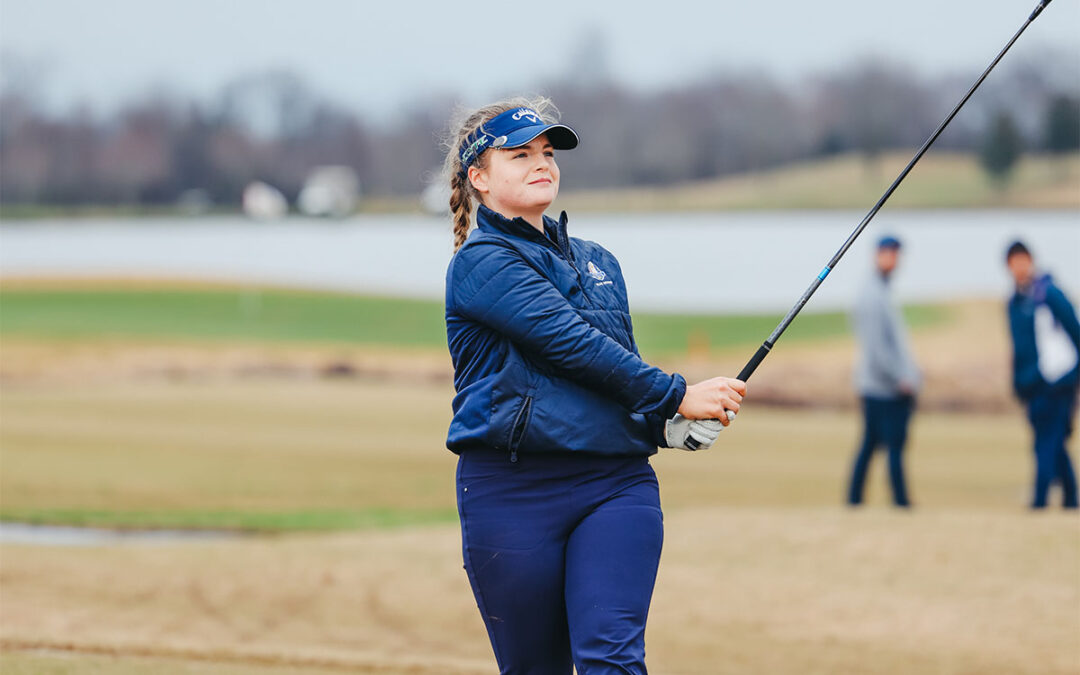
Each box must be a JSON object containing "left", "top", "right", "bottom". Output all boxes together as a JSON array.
[{"left": 2, "top": 0, "right": 1077, "bottom": 119}]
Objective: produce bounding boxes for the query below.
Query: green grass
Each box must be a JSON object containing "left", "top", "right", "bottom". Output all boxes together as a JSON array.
[
  {"left": 0, "top": 286, "right": 447, "bottom": 347},
  {"left": 0, "top": 284, "right": 948, "bottom": 354}
]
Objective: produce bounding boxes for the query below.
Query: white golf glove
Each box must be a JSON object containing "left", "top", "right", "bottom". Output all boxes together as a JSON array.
[{"left": 665, "top": 414, "right": 725, "bottom": 451}]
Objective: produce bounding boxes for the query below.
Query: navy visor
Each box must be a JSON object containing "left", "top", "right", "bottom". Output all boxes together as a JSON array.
[{"left": 459, "top": 107, "right": 578, "bottom": 174}]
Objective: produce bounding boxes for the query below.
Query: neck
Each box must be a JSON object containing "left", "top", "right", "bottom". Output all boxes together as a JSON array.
[
  {"left": 519, "top": 213, "right": 545, "bottom": 231},
  {"left": 483, "top": 200, "right": 547, "bottom": 233}
]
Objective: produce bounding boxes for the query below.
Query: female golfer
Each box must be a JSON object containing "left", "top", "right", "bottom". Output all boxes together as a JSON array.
[{"left": 443, "top": 96, "right": 745, "bottom": 674}]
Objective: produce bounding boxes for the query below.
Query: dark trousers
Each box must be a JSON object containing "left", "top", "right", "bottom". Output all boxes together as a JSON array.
[
  {"left": 457, "top": 449, "right": 663, "bottom": 675},
  {"left": 1027, "top": 389, "right": 1078, "bottom": 509},
  {"left": 848, "top": 395, "right": 914, "bottom": 507}
]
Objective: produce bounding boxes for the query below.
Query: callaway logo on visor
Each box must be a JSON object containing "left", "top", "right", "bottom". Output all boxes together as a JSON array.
[{"left": 511, "top": 108, "right": 541, "bottom": 123}]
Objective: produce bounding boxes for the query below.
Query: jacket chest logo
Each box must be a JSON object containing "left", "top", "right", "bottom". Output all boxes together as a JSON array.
[{"left": 586, "top": 261, "right": 611, "bottom": 285}]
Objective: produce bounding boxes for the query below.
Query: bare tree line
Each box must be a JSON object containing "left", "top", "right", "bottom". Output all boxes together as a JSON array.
[{"left": 1, "top": 47, "right": 1076, "bottom": 208}]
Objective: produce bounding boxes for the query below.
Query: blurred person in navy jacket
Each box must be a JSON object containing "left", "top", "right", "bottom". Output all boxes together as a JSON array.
[{"left": 1005, "top": 241, "right": 1079, "bottom": 509}]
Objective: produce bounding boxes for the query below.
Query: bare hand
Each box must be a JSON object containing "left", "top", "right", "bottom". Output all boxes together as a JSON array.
[{"left": 677, "top": 376, "right": 746, "bottom": 425}]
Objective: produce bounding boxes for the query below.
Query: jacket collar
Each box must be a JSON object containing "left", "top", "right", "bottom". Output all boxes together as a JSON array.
[
  {"left": 476, "top": 204, "right": 574, "bottom": 261},
  {"left": 1014, "top": 272, "right": 1052, "bottom": 303}
]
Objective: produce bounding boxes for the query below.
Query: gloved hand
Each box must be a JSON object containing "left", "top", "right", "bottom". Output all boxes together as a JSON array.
[{"left": 665, "top": 414, "right": 725, "bottom": 451}]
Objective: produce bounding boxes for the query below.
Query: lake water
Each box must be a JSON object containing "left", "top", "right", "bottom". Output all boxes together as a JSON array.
[{"left": 1, "top": 210, "right": 1077, "bottom": 312}]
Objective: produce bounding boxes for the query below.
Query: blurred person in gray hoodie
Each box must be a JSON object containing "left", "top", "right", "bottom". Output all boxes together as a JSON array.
[{"left": 847, "top": 235, "right": 921, "bottom": 508}]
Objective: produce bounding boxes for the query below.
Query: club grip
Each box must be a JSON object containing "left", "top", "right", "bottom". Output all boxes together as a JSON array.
[
  {"left": 683, "top": 343, "right": 769, "bottom": 451},
  {"left": 736, "top": 343, "right": 772, "bottom": 382}
]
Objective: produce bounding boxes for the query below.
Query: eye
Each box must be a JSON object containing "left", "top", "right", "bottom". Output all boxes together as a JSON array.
[
  {"left": 513, "top": 152, "right": 528, "bottom": 159},
  {"left": 544, "top": 151, "right": 555, "bottom": 158}
]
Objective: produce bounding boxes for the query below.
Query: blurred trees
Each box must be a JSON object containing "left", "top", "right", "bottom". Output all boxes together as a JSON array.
[
  {"left": 980, "top": 112, "right": 1023, "bottom": 186},
  {"left": 0, "top": 50, "right": 1076, "bottom": 209},
  {"left": 810, "top": 60, "right": 934, "bottom": 163},
  {"left": 1043, "top": 95, "right": 1079, "bottom": 153}
]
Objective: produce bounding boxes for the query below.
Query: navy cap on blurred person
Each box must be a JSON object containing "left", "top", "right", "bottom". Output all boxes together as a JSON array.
[{"left": 878, "top": 235, "right": 902, "bottom": 250}]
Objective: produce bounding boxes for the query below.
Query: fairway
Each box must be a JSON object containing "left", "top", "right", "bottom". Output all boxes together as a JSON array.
[
  {"left": 2, "top": 378, "right": 1078, "bottom": 674},
  {"left": 1, "top": 280, "right": 1077, "bottom": 673},
  {"left": 0, "top": 378, "right": 1048, "bottom": 527}
]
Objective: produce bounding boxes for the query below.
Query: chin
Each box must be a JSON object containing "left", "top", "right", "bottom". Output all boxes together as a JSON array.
[{"left": 528, "top": 187, "right": 558, "bottom": 206}]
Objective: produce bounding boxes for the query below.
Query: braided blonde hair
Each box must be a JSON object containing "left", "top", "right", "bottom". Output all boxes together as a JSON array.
[{"left": 442, "top": 96, "right": 562, "bottom": 252}]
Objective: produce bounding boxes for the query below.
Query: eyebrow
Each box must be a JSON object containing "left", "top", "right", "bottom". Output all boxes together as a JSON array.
[{"left": 506, "top": 141, "right": 554, "bottom": 151}]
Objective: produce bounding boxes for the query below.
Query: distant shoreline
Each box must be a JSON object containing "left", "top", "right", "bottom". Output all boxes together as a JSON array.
[
  {"left": 2, "top": 151, "right": 1076, "bottom": 220},
  {"left": 553, "top": 151, "right": 1080, "bottom": 213}
]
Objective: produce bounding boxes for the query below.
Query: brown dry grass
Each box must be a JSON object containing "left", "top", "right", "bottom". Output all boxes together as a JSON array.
[
  {"left": 2, "top": 379, "right": 1079, "bottom": 673},
  {"left": 3, "top": 508, "right": 1077, "bottom": 674},
  {"left": 0, "top": 336, "right": 450, "bottom": 387},
  {"left": 666, "top": 299, "right": 1015, "bottom": 413}
]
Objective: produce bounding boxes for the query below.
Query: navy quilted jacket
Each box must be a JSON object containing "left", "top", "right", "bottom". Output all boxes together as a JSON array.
[
  {"left": 1007, "top": 273, "right": 1080, "bottom": 400},
  {"left": 445, "top": 204, "right": 686, "bottom": 457}
]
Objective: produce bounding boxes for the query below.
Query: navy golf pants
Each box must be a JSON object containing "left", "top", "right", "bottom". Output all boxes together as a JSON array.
[
  {"left": 848, "top": 395, "right": 914, "bottom": 507},
  {"left": 456, "top": 449, "right": 664, "bottom": 674},
  {"left": 1027, "top": 389, "right": 1078, "bottom": 509}
]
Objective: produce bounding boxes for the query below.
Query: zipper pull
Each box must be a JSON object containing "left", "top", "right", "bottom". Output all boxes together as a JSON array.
[{"left": 510, "top": 448, "right": 518, "bottom": 463}]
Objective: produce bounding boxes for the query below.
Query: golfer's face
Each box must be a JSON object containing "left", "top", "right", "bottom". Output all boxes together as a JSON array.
[{"left": 474, "top": 134, "right": 560, "bottom": 216}]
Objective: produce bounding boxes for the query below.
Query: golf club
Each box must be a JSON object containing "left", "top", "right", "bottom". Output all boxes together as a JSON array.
[{"left": 686, "top": 0, "right": 1056, "bottom": 449}]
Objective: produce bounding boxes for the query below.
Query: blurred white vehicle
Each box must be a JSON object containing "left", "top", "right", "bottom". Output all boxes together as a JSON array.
[
  {"left": 298, "top": 166, "right": 360, "bottom": 218},
  {"left": 242, "top": 181, "right": 288, "bottom": 220},
  {"left": 421, "top": 180, "right": 451, "bottom": 216}
]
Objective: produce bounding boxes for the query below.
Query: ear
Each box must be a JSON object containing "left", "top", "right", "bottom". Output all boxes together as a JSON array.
[{"left": 468, "top": 165, "right": 489, "bottom": 195}]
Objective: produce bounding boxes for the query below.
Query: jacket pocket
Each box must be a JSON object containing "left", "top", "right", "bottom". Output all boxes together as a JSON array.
[{"left": 508, "top": 396, "right": 533, "bottom": 457}]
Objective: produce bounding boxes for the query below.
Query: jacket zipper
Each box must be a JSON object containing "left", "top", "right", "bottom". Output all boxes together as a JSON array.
[
  {"left": 575, "top": 266, "right": 596, "bottom": 307},
  {"left": 524, "top": 212, "right": 595, "bottom": 309},
  {"left": 508, "top": 396, "right": 533, "bottom": 463},
  {"left": 531, "top": 235, "right": 594, "bottom": 309}
]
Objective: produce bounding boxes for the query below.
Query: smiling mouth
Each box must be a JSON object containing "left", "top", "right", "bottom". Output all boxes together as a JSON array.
[{"left": 529, "top": 178, "right": 552, "bottom": 185}]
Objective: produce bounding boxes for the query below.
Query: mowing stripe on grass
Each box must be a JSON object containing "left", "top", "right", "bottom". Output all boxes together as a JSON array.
[{"left": 0, "top": 284, "right": 949, "bottom": 355}]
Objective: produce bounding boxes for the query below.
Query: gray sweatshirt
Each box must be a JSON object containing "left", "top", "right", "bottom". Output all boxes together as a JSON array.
[{"left": 852, "top": 272, "right": 921, "bottom": 398}]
